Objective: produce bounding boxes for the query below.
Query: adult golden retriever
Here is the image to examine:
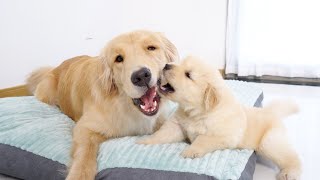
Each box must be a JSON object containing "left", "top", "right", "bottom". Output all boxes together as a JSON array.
[
  {"left": 27, "top": 30, "right": 179, "bottom": 180},
  {"left": 138, "top": 56, "right": 301, "bottom": 180}
]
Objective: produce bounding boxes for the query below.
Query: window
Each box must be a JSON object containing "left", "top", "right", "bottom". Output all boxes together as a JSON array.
[{"left": 226, "top": 0, "right": 320, "bottom": 78}]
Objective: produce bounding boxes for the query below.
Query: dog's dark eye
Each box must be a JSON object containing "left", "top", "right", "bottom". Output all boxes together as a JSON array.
[
  {"left": 115, "top": 55, "right": 124, "bottom": 63},
  {"left": 185, "top": 72, "right": 191, "bottom": 79},
  {"left": 147, "top": 46, "right": 156, "bottom": 51}
]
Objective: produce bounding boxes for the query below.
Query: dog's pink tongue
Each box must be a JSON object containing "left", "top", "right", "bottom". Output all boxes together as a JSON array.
[{"left": 141, "top": 87, "right": 156, "bottom": 109}]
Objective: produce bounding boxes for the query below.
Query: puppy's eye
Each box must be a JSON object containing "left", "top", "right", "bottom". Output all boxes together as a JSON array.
[
  {"left": 185, "top": 72, "right": 191, "bottom": 79},
  {"left": 147, "top": 46, "right": 156, "bottom": 51},
  {"left": 115, "top": 55, "right": 124, "bottom": 63}
]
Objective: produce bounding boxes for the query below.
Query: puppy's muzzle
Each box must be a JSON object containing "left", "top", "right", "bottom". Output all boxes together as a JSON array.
[{"left": 131, "top": 67, "right": 151, "bottom": 87}]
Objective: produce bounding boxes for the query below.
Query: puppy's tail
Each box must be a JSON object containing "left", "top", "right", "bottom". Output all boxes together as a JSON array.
[
  {"left": 26, "top": 67, "right": 54, "bottom": 94},
  {"left": 263, "top": 100, "right": 299, "bottom": 119}
]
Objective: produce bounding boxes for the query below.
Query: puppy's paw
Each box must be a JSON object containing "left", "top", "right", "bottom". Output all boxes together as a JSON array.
[
  {"left": 181, "top": 147, "right": 206, "bottom": 159},
  {"left": 136, "top": 137, "right": 159, "bottom": 145},
  {"left": 276, "top": 169, "right": 301, "bottom": 180}
]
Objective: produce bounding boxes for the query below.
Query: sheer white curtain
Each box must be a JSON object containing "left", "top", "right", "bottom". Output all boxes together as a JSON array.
[{"left": 226, "top": 0, "right": 320, "bottom": 78}]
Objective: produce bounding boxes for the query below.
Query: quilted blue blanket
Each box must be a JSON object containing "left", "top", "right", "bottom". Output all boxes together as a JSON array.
[{"left": 0, "top": 80, "right": 263, "bottom": 180}]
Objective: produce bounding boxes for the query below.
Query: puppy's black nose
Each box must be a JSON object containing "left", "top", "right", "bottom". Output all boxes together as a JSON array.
[
  {"left": 131, "top": 67, "right": 151, "bottom": 87},
  {"left": 163, "top": 64, "right": 172, "bottom": 71}
]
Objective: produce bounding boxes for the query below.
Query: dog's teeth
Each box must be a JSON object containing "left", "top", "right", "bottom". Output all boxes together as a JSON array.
[
  {"left": 160, "top": 86, "right": 166, "bottom": 90},
  {"left": 140, "top": 104, "right": 145, "bottom": 110},
  {"left": 153, "top": 101, "right": 157, "bottom": 107}
]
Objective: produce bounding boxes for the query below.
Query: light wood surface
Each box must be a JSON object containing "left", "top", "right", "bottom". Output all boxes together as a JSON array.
[{"left": 0, "top": 85, "right": 30, "bottom": 98}]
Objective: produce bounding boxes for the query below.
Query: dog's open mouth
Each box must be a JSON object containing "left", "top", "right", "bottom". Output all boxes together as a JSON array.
[
  {"left": 132, "top": 86, "right": 160, "bottom": 116},
  {"left": 159, "top": 83, "right": 175, "bottom": 94}
]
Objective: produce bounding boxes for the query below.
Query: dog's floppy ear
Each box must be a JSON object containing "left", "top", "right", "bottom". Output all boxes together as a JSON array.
[
  {"left": 204, "top": 83, "right": 218, "bottom": 111},
  {"left": 158, "top": 33, "right": 179, "bottom": 62},
  {"left": 98, "top": 55, "right": 118, "bottom": 95}
]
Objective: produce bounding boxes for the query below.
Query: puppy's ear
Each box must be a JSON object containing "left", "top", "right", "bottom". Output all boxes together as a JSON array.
[
  {"left": 158, "top": 33, "right": 179, "bottom": 62},
  {"left": 98, "top": 55, "right": 118, "bottom": 95},
  {"left": 204, "top": 83, "right": 218, "bottom": 111}
]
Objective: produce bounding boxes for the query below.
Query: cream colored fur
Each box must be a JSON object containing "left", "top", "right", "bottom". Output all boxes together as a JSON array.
[
  {"left": 138, "top": 56, "right": 302, "bottom": 180},
  {"left": 26, "top": 30, "right": 179, "bottom": 180}
]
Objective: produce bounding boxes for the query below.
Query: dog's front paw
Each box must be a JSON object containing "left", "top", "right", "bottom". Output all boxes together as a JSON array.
[
  {"left": 277, "top": 168, "right": 301, "bottom": 180},
  {"left": 181, "top": 147, "right": 206, "bottom": 159},
  {"left": 66, "top": 169, "right": 95, "bottom": 180}
]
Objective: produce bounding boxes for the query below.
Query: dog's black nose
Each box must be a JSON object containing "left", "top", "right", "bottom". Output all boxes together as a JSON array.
[
  {"left": 163, "top": 64, "right": 172, "bottom": 71},
  {"left": 131, "top": 67, "right": 151, "bottom": 87}
]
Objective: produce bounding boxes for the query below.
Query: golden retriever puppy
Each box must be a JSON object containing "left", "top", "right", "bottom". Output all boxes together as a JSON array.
[
  {"left": 26, "top": 30, "right": 179, "bottom": 180},
  {"left": 138, "top": 56, "right": 301, "bottom": 180}
]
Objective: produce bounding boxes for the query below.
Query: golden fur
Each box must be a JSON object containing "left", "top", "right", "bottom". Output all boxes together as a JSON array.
[
  {"left": 26, "top": 30, "right": 179, "bottom": 180},
  {"left": 138, "top": 56, "right": 302, "bottom": 180}
]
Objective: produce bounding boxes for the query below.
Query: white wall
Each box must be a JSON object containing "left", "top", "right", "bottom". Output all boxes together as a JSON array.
[{"left": 0, "top": 0, "right": 227, "bottom": 88}]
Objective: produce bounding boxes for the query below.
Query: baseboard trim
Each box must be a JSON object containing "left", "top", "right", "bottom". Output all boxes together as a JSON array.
[{"left": 225, "top": 74, "right": 320, "bottom": 86}]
